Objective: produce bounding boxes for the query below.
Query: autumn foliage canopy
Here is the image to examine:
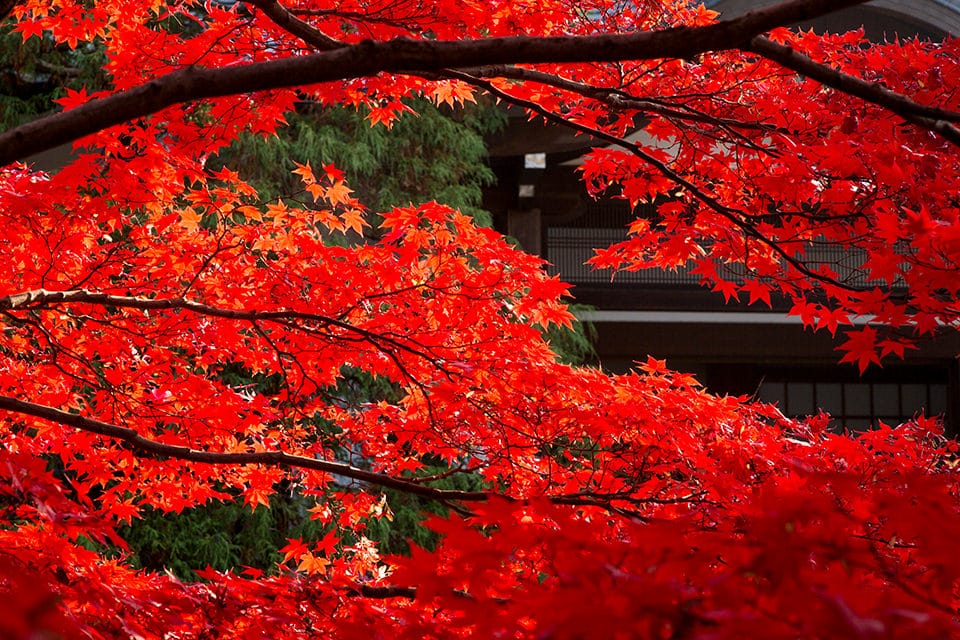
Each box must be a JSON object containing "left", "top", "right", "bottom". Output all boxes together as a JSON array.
[{"left": 2, "top": 0, "right": 960, "bottom": 636}]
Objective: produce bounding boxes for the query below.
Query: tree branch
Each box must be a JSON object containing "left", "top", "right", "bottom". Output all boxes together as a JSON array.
[
  {"left": 0, "top": 393, "right": 491, "bottom": 502},
  {"left": 448, "top": 69, "right": 867, "bottom": 295},
  {"left": 0, "top": 0, "right": 867, "bottom": 165},
  {"left": 747, "top": 36, "right": 960, "bottom": 147},
  {"left": 469, "top": 65, "right": 774, "bottom": 135},
  {"left": 245, "top": 0, "right": 344, "bottom": 51},
  {"left": 0, "top": 394, "right": 697, "bottom": 518},
  {"left": 351, "top": 584, "right": 418, "bottom": 599},
  {"left": 0, "top": 288, "right": 442, "bottom": 368}
]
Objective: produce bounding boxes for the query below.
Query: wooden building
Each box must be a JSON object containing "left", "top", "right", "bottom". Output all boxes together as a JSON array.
[{"left": 483, "top": 1, "right": 960, "bottom": 434}]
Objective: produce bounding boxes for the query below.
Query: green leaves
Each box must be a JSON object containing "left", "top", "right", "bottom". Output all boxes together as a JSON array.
[{"left": 212, "top": 99, "right": 503, "bottom": 223}]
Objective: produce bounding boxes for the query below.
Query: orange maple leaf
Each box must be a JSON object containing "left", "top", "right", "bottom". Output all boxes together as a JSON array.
[
  {"left": 340, "top": 208, "right": 368, "bottom": 234},
  {"left": 178, "top": 207, "right": 203, "bottom": 231},
  {"left": 243, "top": 485, "right": 272, "bottom": 511},
  {"left": 306, "top": 182, "right": 326, "bottom": 202},
  {"left": 292, "top": 162, "right": 315, "bottom": 183},
  {"left": 431, "top": 81, "right": 476, "bottom": 107},
  {"left": 325, "top": 180, "right": 353, "bottom": 207},
  {"left": 297, "top": 552, "right": 330, "bottom": 575}
]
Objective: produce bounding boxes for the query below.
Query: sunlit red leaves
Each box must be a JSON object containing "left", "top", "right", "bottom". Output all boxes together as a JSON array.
[
  {"left": 2, "top": 0, "right": 960, "bottom": 636},
  {"left": 571, "top": 33, "right": 960, "bottom": 363},
  {"left": 839, "top": 326, "right": 883, "bottom": 373},
  {"left": 741, "top": 278, "right": 772, "bottom": 307},
  {"left": 281, "top": 535, "right": 335, "bottom": 578},
  {"left": 0, "top": 159, "right": 590, "bottom": 537},
  {"left": 365, "top": 99, "right": 418, "bottom": 128},
  {"left": 379, "top": 441, "right": 960, "bottom": 637},
  {"left": 430, "top": 80, "right": 476, "bottom": 107}
]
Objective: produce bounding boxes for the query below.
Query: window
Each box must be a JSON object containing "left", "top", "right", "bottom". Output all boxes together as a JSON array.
[{"left": 758, "top": 378, "right": 947, "bottom": 431}]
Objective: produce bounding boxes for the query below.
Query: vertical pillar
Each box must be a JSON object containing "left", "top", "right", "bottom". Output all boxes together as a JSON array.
[
  {"left": 947, "top": 359, "right": 960, "bottom": 439},
  {"left": 507, "top": 208, "right": 542, "bottom": 256}
]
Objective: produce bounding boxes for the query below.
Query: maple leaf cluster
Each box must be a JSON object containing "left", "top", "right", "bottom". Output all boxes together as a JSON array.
[{"left": 1, "top": 0, "right": 960, "bottom": 637}]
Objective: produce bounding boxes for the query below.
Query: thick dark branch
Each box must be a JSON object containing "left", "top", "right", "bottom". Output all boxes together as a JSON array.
[
  {"left": 351, "top": 585, "right": 418, "bottom": 599},
  {"left": 346, "top": 584, "right": 501, "bottom": 602},
  {"left": 748, "top": 36, "right": 960, "bottom": 147},
  {"left": 0, "top": 0, "right": 866, "bottom": 165},
  {"left": 0, "top": 394, "right": 694, "bottom": 516},
  {"left": 0, "top": 393, "right": 490, "bottom": 502},
  {"left": 246, "top": 0, "right": 344, "bottom": 51}
]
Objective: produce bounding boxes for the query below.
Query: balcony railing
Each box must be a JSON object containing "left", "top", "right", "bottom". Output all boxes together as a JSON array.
[{"left": 544, "top": 226, "right": 907, "bottom": 290}]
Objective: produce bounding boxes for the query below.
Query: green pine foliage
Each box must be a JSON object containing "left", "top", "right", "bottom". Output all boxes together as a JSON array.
[
  {"left": 543, "top": 303, "right": 598, "bottom": 366},
  {"left": 120, "top": 491, "right": 325, "bottom": 580},
  {"left": 212, "top": 99, "right": 504, "bottom": 225},
  {"left": 0, "top": 28, "right": 107, "bottom": 129}
]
